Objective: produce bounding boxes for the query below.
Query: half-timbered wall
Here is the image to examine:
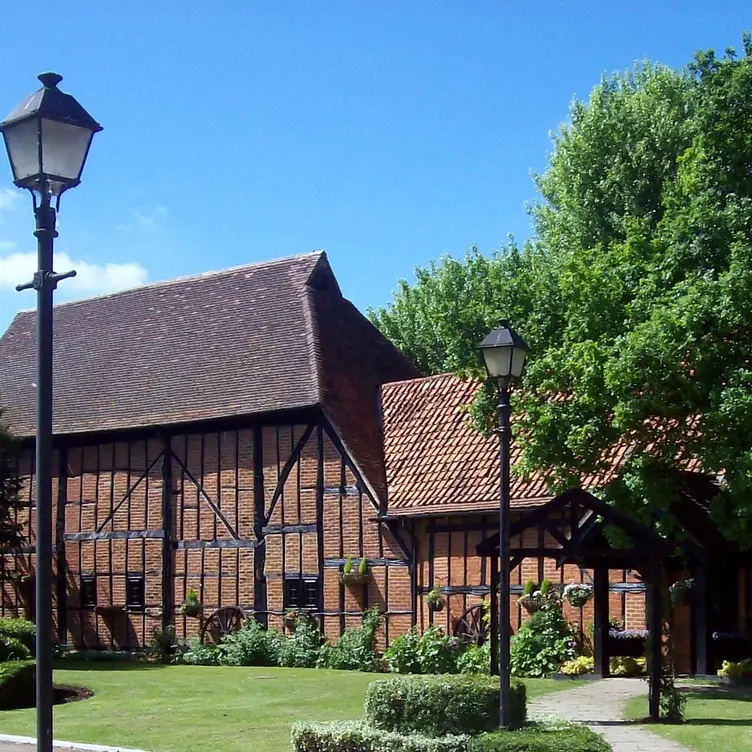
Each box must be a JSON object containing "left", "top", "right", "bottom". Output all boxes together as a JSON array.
[
  {"left": 0, "top": 414, "right": 411, "bottom": 649},
  {"left": 412, "top": 514, "right": 647, "bottom": 637}
]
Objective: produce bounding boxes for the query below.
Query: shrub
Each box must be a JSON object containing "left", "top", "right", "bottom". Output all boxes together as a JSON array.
[
  {"left": 146, "top": 625, "right": 183, "bottom": 664},
  {"left": 718, "top": 658, "right": 752, "bottom": 678},
  {"left": 0, "top": 617, "right": 35, "bottom": 656},
  {"left": 365, "top": 675, "right": 526, "bottom": 736},
  {"left": 57, "top": 649, "right": 140, "bottom": 662},
  {"left": 510, "top": 598, "right": 576, "bottom": 677},
  {"left": 609, "top": 656, "right": 646, "bottom": 676},
  {"left": 219, "top": 619, "right": 282, "bottom": 667},
  {"left": 183, "top": 640, "right": 222, "bottom": 666},
  {"left": 278, "top": 614, "right": 326, "bottom": 668},
  {"left": 0, "top": 636, "right": 32, "bottom": 662},
  {"left": 457, "top": 643, "right": 490, "bottom": 675},
  {"left": 0, "top": 661, "right": 35, "bottom": 710},
  {"left": 469, "top": 725, "right": 610, "bottom": 752},
  {"left": 385, "top": 627, "right": 422, "bottom": 674},
  {"left": 326, "top": 608, "right": 382, "bottom": 672},
  {"left": 559, "top": 656, "right": 593, "bottom": 676},
  {"left": 416, "top": 625, "right": 461, "bottom": 674},
  {"left": 291, "top": 721, "right": 469, "bottom": 752}
]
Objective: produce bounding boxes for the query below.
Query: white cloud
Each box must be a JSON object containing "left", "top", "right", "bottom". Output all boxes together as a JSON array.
[
  {"left": 0, "top": 250, "right": 148, "bottom": 296},
  {"left": 117, "top": 205, "right": 168, "bottom": 233},
  {"left": 0, "top": 188, "right": 20, "bottom": 212}
]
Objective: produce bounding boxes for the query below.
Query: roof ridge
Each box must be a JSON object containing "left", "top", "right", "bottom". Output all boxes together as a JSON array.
[
  {"left": 12, "top": 251, "right": 325, "bottom": 316},
  {"left": 381, "top": 372, "right": 471, "bottom": 389}
]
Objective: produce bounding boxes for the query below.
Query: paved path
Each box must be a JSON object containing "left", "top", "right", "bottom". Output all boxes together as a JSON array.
[
  {"left": 0, "top": 735, "right": 147, "bottom": 752},
  {"left": 529, "top": 678, "right": 691, "bottom": 752}
]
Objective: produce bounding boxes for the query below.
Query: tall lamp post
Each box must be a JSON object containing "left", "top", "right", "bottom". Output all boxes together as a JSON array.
[
  {"left": 479, "top": 321, "right": 529, "bottom": 729},
  {"left": 0, "top": 73, "right": 102, "bottom": 752}
]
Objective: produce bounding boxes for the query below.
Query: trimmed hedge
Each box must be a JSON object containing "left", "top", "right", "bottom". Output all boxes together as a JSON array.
[
  {"left": 291, "top": 721, "right": 469, "bottom": 752},
  {"left": 469, "top": 727, "right": 611, "bottom": 752},
  {"left": 0, "top": 660, "right": 35, "bottom": 710},
  {"left": 0, "top": 617, "right": 35, "bottom": 656},
  {"left": 365, "top": 675, "right": 527, "bottom": 736}
]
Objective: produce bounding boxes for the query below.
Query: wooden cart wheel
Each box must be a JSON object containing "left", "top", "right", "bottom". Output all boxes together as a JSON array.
[
  {"left": 453, "top": 604, "right": 489, "bottom": 646},
  {"left": 200, "top": 605, "right": 248, "bottom": 645}
]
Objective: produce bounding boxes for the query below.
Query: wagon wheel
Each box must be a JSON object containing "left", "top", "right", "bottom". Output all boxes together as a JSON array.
[
  {"left": 453, "top": 604, "right": 489, "bottom": 646},
  {"left": 200, "top": 606, "right": 248, "bottom": 645}
]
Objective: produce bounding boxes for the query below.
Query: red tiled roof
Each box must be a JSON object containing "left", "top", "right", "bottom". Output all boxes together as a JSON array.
[{"left": 381, "top": 373, "right": 630, "bottom": 517}]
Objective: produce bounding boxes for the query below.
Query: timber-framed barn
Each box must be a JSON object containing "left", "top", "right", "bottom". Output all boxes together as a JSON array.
[{"left": 1, "top": 251, "right": 750, "bottom": 676}]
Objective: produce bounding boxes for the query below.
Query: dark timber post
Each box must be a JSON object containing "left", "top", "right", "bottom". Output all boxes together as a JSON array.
[
  {"left": 497, "top": 383, "right": 512, "bottom": 728},
  {"left": 161, "top": 437, "right": 173, "bottom": 631},
  {"left": 315, "top": 425, "right": 325, "bottom": 630},
  {"left": 647, "top": 560, "right": 663, "bottom": 721},
  {"left": 593, "top": 566, "right": 610, "bottom": 677},
  {"left": 693, "top": 561, "right": 708, "bottom": 676},
  {"left": 253, "top": 426, "right": 267, "bottom": 626},
  {"left": 55, "top": 447, "right": 68, "bottom": 643}
]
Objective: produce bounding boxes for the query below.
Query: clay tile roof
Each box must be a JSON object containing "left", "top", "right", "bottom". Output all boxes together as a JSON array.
[
  {"left": 0, "top": 252, "right": 417, "bottom": 479},
  {"left": 382, "top": 373, "right": 610, "bottom": 517}
]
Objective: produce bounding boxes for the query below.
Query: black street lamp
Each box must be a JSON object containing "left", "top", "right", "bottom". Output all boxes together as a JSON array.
[
  {"left": 479, "top": 321, "right": 529, "bottom": 729},
  {"left": 0, "top": 73, "right": 101, "bottom": 752}
]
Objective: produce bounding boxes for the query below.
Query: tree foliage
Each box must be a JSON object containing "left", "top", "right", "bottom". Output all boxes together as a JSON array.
[
  {"left": 0, "top": 410, "right": 23, "bottom": 548},
  {"left": 370, "top": 36, "right": 752, "bottom": 546}
]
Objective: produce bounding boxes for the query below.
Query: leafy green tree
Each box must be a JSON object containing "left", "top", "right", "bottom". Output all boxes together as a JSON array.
[
  {"left": 0, "top": 410, "right": 23, "bottom": 547},
  {"left": 371, "top": 36, "right": 752, "bottom": 546}
]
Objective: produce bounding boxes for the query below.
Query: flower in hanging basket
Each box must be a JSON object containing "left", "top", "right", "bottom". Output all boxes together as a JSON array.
[
  {"left": 180, "top": 588, "right": 202, "bottom": 618},
  {"left": 563, "top": 582, "right": 594, "bottom": 609},
  {"left": 340, "top": 557, "right": 369, "bottom": 585},
  {"left": 668, "top": 578, "right": 694, "bottom": 605},
  {"left": 518, "top": 579, "right": 543, "bottom": 614},
  {"left": 427, "top": 587, "right": 446, "bottom": 612}
]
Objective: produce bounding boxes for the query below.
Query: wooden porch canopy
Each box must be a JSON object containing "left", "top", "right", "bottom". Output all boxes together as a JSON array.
[{"left": 477, "top": 488, "right": 677, "bottom": 721}]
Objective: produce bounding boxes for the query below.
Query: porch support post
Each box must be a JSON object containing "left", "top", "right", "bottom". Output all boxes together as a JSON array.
[
  {"left": 490, "top": 553, "right": 499, "bottom": 675},
  {"left": 160, "top": 437, "right": 174, "bottom": 632},
  {"left": 593, "top": 565, "right": 610, "bottom": 678},
  {"left": 647, "top": 559, "right": 663, "bottom": 721},
  {"left": 694, "top": 560, "right": 708, "bottom": 676}
]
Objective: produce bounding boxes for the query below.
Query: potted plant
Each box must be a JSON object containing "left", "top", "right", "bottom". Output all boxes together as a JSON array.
[
  {"left": 563, "top": 582, "right": 594, "bottom": 609},
  {"left": 180, "top": 588, "right": 202, "bottom": 618},
  {"left": 669, "top": 578, "right": 694, "bottom": 606},
  {"left": 518, "top": 579, "right": 543, "bottom": 614},
  {"left": 427, "top": 587, "right": 446, "bottom": 613},
  {"left": 718, "top": 659, "right": 752, "bottom": 686},
  {"left": 284, "top": 609, "right": 299, "bottom": 630},
  {"left": 340, "top": 557, "right": 369, "bottom": 585}
]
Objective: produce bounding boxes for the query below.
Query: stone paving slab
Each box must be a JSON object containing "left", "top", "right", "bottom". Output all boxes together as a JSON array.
[
  {"left": 529, "top": 678, "right": 692, "bottom": 752},
  {"left": 0, "top": 735, "right": 148, "bottom": 752}
]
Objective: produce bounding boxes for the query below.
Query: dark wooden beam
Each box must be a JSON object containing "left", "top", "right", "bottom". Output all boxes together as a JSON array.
[
  {"left": 593, "top": 566, "right": 610, "bottom": 678},
  {"left": 316, "top": 425, "right": 325, "bottom": 631},
  {"left": 161, "top": 437, "right": 174, "bottom": 632},
  {"left": 253, "top": 426, "right": 267, "bottom": 627},
  {"left": 693, "top": 562, "right": 708, "bottom": 676},
  {"left": 263, "top": 423, "right": 315, "bottom": 525},
  {"left": 172, "top": 451, "right": 239, "bottom": 540},
  {"left": 173, "top": 539, "right": 258, "bottom": 550},
  {"left": 647, "top": 560, "right": 663, "bottom": 721},
  {"left": 95, "top": 451, "right": 163, "bottom": 533},
  {"left": 65, "top": 530, "right": 166, "bottom": 541},
  {"left": 55, "top": 447, "right": 68, "bottom": 643},
  {"left": 263, "top": 523, "right": 317, "bottom": 535}
]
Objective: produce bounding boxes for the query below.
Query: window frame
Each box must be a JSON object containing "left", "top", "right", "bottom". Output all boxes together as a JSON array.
[
  {"left": 125, "top": 574, "right": 145, "bottom": 610},
  {"left": 80, "top": 574, "right": 97, "bottom": 608},
  {"left": 283, "top": 575, "right": 320, "bottom": 612}
]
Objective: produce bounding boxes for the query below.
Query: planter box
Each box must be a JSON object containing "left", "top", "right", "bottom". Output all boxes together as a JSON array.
[
  {"left": 95, "top": 605, "right": 124, "bottom": 615},
  {"left": 340, "top": 573, "right": 369, "bottom": 586}
]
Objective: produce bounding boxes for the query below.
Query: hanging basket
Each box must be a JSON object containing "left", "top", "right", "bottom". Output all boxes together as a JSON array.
[
  {"left": 340, "top": 572, "right": 369, "bottom": 586},
  {"left": 563, "top": 583, "right": 594, "bottom": 609},
  {"left": 518, "top": 593, "right": 543, "bottom": 614},
  {"left": 180, "top": 603, "right": 202, "bottom": 618},
  {"left": 669, "top": 579, "right": 694, "bottom": 606}
]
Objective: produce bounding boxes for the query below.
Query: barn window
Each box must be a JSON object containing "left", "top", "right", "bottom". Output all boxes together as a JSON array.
[
  {"left": 80, "top": 575, "right": 97, "bottom": 607},
  {"left": 284, "top": 576, "right": 320, "bottom": 611},
  {"left": 126, "top": 575, "right": 145, "bottom": 609}
]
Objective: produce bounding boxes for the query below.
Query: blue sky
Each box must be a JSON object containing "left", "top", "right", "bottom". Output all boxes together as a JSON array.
[{"left": 0, "top": 1, "right": 749, "bottom": 334}]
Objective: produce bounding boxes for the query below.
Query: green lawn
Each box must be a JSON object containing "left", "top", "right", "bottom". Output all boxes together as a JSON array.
[
  {"left": 0, "top": 664, "right": 577, "bottom": 752},
  {"left": 625, "top": 684, "right": 752, "bottom": 752}
]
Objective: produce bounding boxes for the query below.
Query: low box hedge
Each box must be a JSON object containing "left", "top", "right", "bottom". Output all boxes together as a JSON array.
[
  {"left": 469, "top": 726, "right": 611, "bottom": 752},
  {"left": 364, "top": 675, "right": 527, "bottom": 736},
  {"left": 0, "top": 617, "right": 35, "bottom": 657},
  {"left": 291, "top": 721, "right": 469, "bottom": 752},
  {"left": 0, "top": 660, "right": 35, "bottom": 710}
]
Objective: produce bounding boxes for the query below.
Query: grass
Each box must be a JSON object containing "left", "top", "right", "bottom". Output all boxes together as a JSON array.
[
  {"left": 625, "top": 684, "right": 752, "bottom": 752},
  {"left": 0, "top": 664, "right": 578, "bottom": 752}
]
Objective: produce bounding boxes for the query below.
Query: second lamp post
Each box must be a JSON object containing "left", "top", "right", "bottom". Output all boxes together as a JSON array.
[{"left": 479, "top": 321, "right": 529, "bottom": 729}]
